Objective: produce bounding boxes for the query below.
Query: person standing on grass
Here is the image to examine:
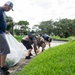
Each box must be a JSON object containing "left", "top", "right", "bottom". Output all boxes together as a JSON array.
[{"left": 0, "top": 1, "right": 13, "bottom": 75}]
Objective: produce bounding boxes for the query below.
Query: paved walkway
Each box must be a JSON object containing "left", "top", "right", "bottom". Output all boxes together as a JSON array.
[
  {"left": 8, "top": 40, "right": 67, "bottom": 75},
  {"left": 9, "top": 58, "right": 32, "bottom": 75}
]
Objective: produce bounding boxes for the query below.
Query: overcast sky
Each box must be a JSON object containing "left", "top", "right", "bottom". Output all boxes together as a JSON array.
[{"left": 0, "top": 0, "right": 75, "bottom": 28}]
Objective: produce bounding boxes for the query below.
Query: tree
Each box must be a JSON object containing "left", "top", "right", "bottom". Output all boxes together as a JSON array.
[
  {"left": 38, "top": 20, "right": 54, "bottom": 35},
  {"left": 6, "top": 16, "right": 14, "bottom": 35},
  {"left": 17, "top": 20, "right": 29, "bottom": 35},
  {"left": 58, "top": 18, "right": 72, "bottom": 38},
  {"left": 18, "top": 18, "right": 75, "bottom": 37},
  {"left": 70, "top": 19, "right": 75, "bottom": 36},
  {"left": 53, "top": 21, "right": 61, "bottom": 36}
]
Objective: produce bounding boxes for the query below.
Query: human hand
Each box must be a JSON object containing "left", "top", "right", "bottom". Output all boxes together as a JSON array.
[{"left": 5, "top": 30, "right": 10, "bottom": 34}]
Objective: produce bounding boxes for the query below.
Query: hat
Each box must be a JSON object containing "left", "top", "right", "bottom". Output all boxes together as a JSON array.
[
  {"left": 5, "top": 1, "right": 14, "bottom": 11},
  {"left": 28, "top": 34, "right": 33, "bottom": 37}
]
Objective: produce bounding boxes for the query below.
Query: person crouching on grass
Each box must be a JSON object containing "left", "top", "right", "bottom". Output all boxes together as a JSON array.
[
  {"left": 36, "top": 34, "right": 46, "bottom": 52},
  {"left": 21, "top": 34, "right": 39, "bottom": 59}
]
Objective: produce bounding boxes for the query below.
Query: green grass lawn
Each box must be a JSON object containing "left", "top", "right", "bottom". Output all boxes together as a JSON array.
[
  {"left": 14, "top": 35, "right": 24, "bottom": 42},
  {"left": 50, "top": 35, "right": 75, "bottom": 41},
  {"left": 17, "top": 41, "right": 75, "bottom": 75}
]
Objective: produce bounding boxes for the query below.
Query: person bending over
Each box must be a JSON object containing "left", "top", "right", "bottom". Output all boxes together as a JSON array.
[
  {"left": 36, "top": 34, "right": 46, "bottom": 52},
  {"left": 21, "top": 34, "right": 38, "bottom": 59},
  {"left": 42, "top": 34, "right": 52, "bottom": 47}
]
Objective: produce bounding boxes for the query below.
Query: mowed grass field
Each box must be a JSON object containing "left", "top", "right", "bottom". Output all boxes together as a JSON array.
[{"left": 17, "top": 40, "right": 75, "bottom": 75}]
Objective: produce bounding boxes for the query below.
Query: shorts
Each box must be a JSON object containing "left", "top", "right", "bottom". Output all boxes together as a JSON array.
[
  {"left": 21, "top": 39, "right": 33, "bottom": 50},
  {"left": 0, "top": 34, "right": 10, "bottom": 55}
]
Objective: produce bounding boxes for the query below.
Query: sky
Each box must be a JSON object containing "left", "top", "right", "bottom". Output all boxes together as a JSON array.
[{"left": 0, "top": 0, "right": 75, "bottom": 28}]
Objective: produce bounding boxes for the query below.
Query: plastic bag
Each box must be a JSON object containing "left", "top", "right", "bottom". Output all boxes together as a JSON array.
[{"left": 5, "top": 33, "right": 26, "bottom": 67}]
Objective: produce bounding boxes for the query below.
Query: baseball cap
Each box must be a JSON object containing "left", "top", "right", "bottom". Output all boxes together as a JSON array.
[
  {"left": 5, "top": 1, "right": 14, "bottom": 11},
  {"left": 28, "top": 34, "right": 33, "bottom": 37}
]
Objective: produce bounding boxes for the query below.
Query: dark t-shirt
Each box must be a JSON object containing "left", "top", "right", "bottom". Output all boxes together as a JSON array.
[
  {"left": 0, "top": 7, "right": 7, "bottom": 33},
  {"left": 42, "top": 34, "right": 49, "bottom": 40},
  {"left": 42, "top": 34, "right": 52, "bottom": 42}
]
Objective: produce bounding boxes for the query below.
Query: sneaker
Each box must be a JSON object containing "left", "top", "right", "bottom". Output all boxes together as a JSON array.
[
  {"left": 42, "top": 49, "right": 45, "bottom": 52},
  {"left": 1, "top": 70, "right": 9, "bottom": 75},
  {"left": 29, "top": 53, "right": 33, "bottom": 56},
  {"left": 1, "top": 66, "right": 9, "bottom": 71},
  {"left": 0, "top": 68, "right": 1, "bottom": 73},
  {"left": 1, "top": 67, "right": 9, "bottom": 75},
  {"left": 25, "top": 56, "right": 31, "bottom": 59}
]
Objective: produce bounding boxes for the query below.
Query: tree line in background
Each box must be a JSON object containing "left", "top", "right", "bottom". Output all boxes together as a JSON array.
[
  {"left": 6, "top": 16, "right": 75, "bottom": 38},
  {"left": 6, "top": 16, "right": 30, "bottom": 35},
  {"left": 33, "top": 18, "right": 75, "bottom": 38}
]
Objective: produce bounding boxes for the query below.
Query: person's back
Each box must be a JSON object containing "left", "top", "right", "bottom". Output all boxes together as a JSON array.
[
  {"left": 22, "top": 36, "right": 33, "bottom": 44},
  {"left": 42, "top": 34, "right": 49, "bottom": 41}
]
